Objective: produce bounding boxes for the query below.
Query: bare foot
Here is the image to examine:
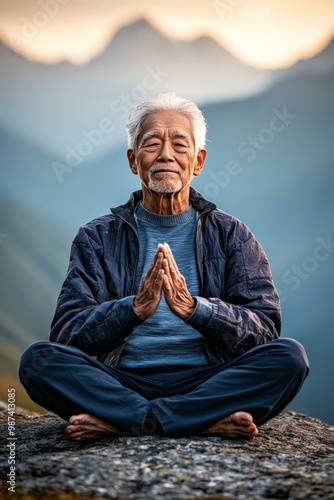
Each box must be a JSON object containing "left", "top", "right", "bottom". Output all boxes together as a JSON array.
[
  {"left": 66, "top": 414, "right": 123, "bottom": 441},
  {"left": 201, "top": 411, "right": 258, "bottom": 439}
]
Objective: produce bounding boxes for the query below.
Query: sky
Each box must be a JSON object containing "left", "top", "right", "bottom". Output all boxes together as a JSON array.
[{"left": 0, "top": 0, "right": 333, "bottom": 68}]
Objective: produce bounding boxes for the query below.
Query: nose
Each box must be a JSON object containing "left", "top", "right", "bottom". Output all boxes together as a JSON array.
[{"left": 157, "top": 141, "right": 174, "bottom": 162}]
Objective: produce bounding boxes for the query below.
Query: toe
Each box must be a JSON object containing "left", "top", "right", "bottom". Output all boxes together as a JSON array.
[{"left": 232, "top": 411, "right": 254, "bottom": 426}]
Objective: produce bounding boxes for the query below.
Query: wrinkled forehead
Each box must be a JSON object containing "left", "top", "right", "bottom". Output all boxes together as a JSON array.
[
  {"left": 138, "top": 110, "right": 194, "bottom": 144},
  {"left": 141, "top": 129, "right": 191, "bottom": 142}
]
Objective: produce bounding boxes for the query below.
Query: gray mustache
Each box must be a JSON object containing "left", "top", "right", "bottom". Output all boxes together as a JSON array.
[{"left": 149, "top": 165, "right": 183, "bottom": 176}]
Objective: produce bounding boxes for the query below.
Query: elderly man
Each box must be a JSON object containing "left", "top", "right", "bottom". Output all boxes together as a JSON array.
[{"left": 19, "top": 93, "right": 309, "bottom": 441}]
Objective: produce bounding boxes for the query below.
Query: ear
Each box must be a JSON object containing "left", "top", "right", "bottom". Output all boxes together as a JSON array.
[
  {"left": 193, "top": 149, "right": 207, "bottom": 177},
  {"left": 127, "top": 150, "right": 138, "bottom": 175}
]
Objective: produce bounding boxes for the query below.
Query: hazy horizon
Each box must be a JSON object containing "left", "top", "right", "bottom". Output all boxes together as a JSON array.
[{"left": 0, "top": 0, "right": 333, "bottom": 68}]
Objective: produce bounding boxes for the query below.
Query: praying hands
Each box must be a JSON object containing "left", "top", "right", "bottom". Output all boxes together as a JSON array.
[{"left": 133, "top": 242, "right": 196, "bottom": 320}]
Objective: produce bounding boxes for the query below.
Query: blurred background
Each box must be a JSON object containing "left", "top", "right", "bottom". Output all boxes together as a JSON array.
[{"left": 0, "top": 0, "right": 333, "bottom": 423}]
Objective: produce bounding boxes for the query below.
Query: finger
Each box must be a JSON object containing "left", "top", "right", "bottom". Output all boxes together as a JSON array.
[
  {"left": 162, "top": 259, "right": 177, "bottom": 294},
  {"left": 163, "top": 273, "right": 172, "bottom": 295},
  {"left": 144, "top": 250, "right": 163, "bottom": 281},
  {"left": 159, "top": 242, "right": 172, "bottom": 260},
  {"left": 162, "top": 257, "right": 170, "bottom": 278},
  {"left": 150, "top": 254, "right": 164, "bottom": 285},
  {"left": 162, "top": 243, "right": 179, "bottom": 275},
  {"left": 154, "top": 269, "right": 165, "bottom": 288},
  {"left": 134, "top": 269, "right": 164, "bottom": 319},
  {"left": 157, "top": 243, "right": 166, "bottom": 253},
  {"left": 138, "top": 265, "right": 163, "bottom": 299}
]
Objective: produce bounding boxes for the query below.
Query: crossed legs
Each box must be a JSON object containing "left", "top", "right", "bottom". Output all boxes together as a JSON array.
[{"left": 19, "top": 338, "right": 309, "bottom": 441}]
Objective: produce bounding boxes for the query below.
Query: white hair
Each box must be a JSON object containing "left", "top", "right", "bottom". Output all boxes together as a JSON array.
[{"left": 125, "top": 93, "right": 207, "bottom": 153}]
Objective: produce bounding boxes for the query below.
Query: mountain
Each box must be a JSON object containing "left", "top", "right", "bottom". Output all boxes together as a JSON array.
[
  {"left": 0, "top": 18, "right": 332, "bottom": 158},
  {"left": 0, "top": 123, "right": 138, "bottom": 232},
  {"left": 0, "top": 18, "right": 283, "bottom": 156},
  {"left": 0, "top": 195, "right": 72, "bottom": 377},
  {"left": 286, "top": 37, "right": 334, "bottom": 77},
  {"left": 87, "top": 18, "right": 274, "bottom": 97}
]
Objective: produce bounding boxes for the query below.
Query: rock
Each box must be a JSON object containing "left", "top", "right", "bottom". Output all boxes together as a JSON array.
[{"left": 0, "top": 402, "right": 333, "bottom": 499}]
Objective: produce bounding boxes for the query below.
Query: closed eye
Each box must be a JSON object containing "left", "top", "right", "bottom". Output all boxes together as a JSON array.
[{"left": 173, "top": 143, "right": 188, "bottom": 150}]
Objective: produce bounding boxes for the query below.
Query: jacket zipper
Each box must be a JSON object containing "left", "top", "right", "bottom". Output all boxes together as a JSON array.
[
  {"left": 195, "top": 209, "right": 215, "bottom": 364},
  {"left": 112, "top": 212, "right": 140, "bottom": 295},
  {"left": 195, "top": 209, "right": 212, "bottom": 296}
]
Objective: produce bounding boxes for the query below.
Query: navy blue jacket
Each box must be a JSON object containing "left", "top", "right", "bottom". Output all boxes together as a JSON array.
[{"left": 50, "top": 188, "right": 281, "bottom": 366}]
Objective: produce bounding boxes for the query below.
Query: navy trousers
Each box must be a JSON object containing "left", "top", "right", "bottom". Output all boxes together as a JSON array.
[{"left": 19, "top": 338, "right": 309, "bottom": 437}]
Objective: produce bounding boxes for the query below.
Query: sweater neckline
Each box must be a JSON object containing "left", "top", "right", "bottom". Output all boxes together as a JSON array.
[{"left": 135, "top": 201, "right": 197, "bottom": 227}]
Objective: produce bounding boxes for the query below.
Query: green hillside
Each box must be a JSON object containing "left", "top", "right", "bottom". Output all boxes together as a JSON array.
[{"left": 0, "top": 196, "right": 72, "bottom": 411}]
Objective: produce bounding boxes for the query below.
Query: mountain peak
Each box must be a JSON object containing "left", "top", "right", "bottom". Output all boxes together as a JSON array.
[
  {"left": 288, "top": 36, "right": 334, "bottom": 76},
  {"left": 120, "top": 17, "right": 157, "bottom": 32}
]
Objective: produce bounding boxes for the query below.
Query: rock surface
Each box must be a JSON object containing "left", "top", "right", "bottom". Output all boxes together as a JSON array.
[{"left": 0, "top": 402, "right": 334, "bottom": 499}]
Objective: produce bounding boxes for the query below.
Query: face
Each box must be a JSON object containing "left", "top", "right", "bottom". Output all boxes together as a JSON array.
[{"left": 127, "top": 111, "right": 206, "bottom": 196}]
